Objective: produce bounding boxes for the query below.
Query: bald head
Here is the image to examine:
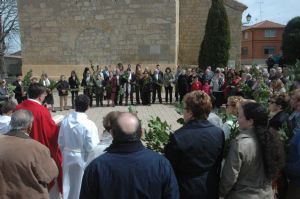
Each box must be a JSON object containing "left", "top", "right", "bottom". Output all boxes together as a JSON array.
[
  {"left": 111, "top": 112, "right": 142, "bottom": 142},
  {"left": 118, "top": 113, "right": 139, "bottom": 134}
]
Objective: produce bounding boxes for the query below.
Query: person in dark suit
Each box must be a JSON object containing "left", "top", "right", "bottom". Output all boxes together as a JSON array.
[
  {"left": 68, "top": 70, "right": 80, "bottom": 109},
  {"left": 81, "top": 69, "right": 94, "bottom": 107},
  {"left": 165, "top": 90, "right": 224, "bottom": 199},
  {"left": 141, "top": 71, "right": 152, "bottom": 106},
  {"left": 152, "top": 68, "right": 163, "bottom": 104},
  {"left": 177, "top": 69, "right": 189, "bottom": 102},
  {"left": 56, "top": 75, "right": 70, "bottom": 111},
  {"left": 124, "top": 69, "right": 136, "bottom": 106},
  {"left": 13, "top": 75, "right": 27, "bottom": 104}
]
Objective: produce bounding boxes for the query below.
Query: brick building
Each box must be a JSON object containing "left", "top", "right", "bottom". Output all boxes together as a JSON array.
[{"left": 241, "top": 20, "right": 285, "bottom": 65}]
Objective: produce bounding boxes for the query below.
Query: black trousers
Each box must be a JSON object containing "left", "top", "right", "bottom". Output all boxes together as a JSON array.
[
  {"left": 84, "top": 88, "right": 93, "bottom": 107},
  {"left": 114, "top": 86, "right": 124, "bottom": 105},
  {"left": 212, "top": 91, "right": 224, "bottom": 108},
  {"left": 135, "top": 84, "right": 141, "bottom": 104},
  {"left": 152, "top": 84, "right": 162, "bottom": 103},
  {"left": 175, "top": 83, "right": 179, "bottom": 101},
  {"left": 71, "top": 91, "right": 78, "bottom": 108},
  {"left": 95, "top": 93, "right": 104, "bottom": 106},
  {"left": 165, "top": 86, "right": 173, "bottom": 103}
]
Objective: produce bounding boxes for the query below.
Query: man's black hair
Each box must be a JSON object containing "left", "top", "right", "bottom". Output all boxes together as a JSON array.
[
  {"left": 28, "top": 83, "right": 47, "bottom": 99},
  {"left": 75, "top": 94, "right": 90, "bottom": 112}
]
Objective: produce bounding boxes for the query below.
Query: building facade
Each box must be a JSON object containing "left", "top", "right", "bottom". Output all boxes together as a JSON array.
[
  {"left": 17, "top": 0, "right": 246, "bottom": 77},
  {"left": 241, "top": 20, "right": 285, "bottom": 65}
]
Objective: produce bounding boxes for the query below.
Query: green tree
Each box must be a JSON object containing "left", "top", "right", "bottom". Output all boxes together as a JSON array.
[
  {"left": 282, "top": 16, "right": 300, "bottom": 65},
  {"left": 198, "top": 0, "right": 230, "bottom": 70}
]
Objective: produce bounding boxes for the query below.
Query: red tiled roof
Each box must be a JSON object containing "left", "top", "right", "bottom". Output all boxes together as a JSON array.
[{"left": 243, "top": 20, "right": 285, "bottom": 31}]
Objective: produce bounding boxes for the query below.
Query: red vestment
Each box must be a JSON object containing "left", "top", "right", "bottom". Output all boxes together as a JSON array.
[{"left": 16, "top": 100, "right": 62, "bottom": 192}]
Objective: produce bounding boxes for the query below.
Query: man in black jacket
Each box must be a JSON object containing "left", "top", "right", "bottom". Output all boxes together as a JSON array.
[
  {"left": 13, "top": 75, "right": 27, "bottom": 104},
  {"left": 80, "top": 112, "right": 179, "bottom": 199}
]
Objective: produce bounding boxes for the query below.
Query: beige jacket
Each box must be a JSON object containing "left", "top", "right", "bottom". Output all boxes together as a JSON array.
[
  {"left": 219, "top": 128, "right": 273, "bottom": 199},
  {"left": 0, "top": 134, "right": 58, "bottom": 199}
]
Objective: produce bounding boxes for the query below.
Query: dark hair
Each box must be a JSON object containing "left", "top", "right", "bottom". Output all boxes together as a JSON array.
[
  {"left": 242, "top": 103, "right": 285, "bottom": 181},
  {"left": 1, "top": 100, "right": 16, "bottom": 114},
  {"left": 103, "top": 111, "right": 121, "bottom": 131},
  {"left": 271, "top": 93, "right": 289, "bottom": 110},
  {"left": 75, "top": 94, "right": 90, "bottom": 112},
  {"left": 28, "top": 83, "right": 47, "bottom": 99},
  {"left": 183, "top": 91, "right": 212, "bottom": 120},
  {"left": 165, "top": 67, "right": 171, "bottom": 73},
  {"left": 83, "top": 67, "right": 90, "bottom": 78},
  {"left": 111, "top": 113, "right": 142, "bottom": 142}
]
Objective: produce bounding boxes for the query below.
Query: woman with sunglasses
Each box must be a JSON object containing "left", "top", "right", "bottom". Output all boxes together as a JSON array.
[{"left": 268, "top": 93, "right": 289, "bottom": 132}]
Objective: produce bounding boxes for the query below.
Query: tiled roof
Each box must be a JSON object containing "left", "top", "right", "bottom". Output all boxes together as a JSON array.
[{"left": 243, "top": 20, "right": 285, "bottom": 31}]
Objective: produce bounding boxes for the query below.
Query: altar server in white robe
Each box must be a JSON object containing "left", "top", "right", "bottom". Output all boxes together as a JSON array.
[{"left": 58, "top": 94, "right": 100, "bottom": 199}]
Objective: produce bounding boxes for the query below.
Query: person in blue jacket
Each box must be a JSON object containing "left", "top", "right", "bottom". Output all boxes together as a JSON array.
[
  {"left": 285, "top": 89, "right": 300, "bottom": 198},
  {"left": 80, "top": 112, "right": 179, "bottom": 199},
  {"left": 164, "top": 90, "right": 224, "bottom": 199}
]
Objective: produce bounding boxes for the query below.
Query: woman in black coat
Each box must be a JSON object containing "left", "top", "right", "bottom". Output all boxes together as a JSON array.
[
  {"left": 68, "top": 70, "right": 80, "bottom": 108},
  {"left": 177, "top": 69, "right": 189, "bottom": 102},
  {"left": 164, "top": 90, "right": 224, "bottom": 199}
]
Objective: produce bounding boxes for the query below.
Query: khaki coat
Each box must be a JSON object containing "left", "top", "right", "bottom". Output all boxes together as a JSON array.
[{"left": 219, "top": 128, "right": 273, "bottom": 199}]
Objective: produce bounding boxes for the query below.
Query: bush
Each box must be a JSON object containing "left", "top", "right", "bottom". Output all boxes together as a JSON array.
[
  {"left": 282, "top": 16, "right": 300, "bottom": 65},
  {"left": 143, "top": 116, "right": 172, "bottom": 153},
  {"left": 198, "top": 0, "right": 230, "bottom": 70}
]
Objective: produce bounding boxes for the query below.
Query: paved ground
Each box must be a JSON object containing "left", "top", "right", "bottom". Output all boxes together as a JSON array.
[{"left": 50, "top": 92, "right": 183, "bottom": 142}]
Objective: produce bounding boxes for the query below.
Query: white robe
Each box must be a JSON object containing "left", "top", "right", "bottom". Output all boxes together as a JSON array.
[
  {"left": 58, "top": 111, "right": 99, "bottom": 199},
  {"left": 0, "top": 115, "right": 11, "bottom": 134}
]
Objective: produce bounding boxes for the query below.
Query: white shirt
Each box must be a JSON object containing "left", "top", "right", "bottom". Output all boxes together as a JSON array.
[
  {"left": 28, "top": 98, "right": 42, "bottom": 105},
  {"left": 207, "top": 112, "right": 223, "bottom": 129},
  {"left": 0, "top": 115, "right": 11, "bottom": 134},
  {"left": 42, "top": 79, "right": 51, "bottom": 87}
]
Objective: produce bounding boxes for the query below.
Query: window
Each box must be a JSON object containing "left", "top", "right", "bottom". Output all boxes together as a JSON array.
[
  {"left": 150, "top": 45, "right": 160, "bottom": 55},
  {"left": 264, "top": 29, "right": 276, "bottom": 37},
  {"left": 264, "top": 47, "right": 275, "bottom": 55},
  {"left": 242, "top": 47, "right": 248, "bottom": 56}
]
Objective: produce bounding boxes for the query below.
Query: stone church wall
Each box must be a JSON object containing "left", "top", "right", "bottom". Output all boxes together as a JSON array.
[
  {"left": 17, "top": 0, "right": 245, "bottom": 77},
  {"left": 18, "top": 0, "right": 177, "bottom": 76}
]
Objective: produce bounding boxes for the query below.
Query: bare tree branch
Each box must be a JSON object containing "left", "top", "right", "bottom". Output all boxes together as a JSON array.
[{"left": 0, "top": 0, "right": 20, "bottom": 77}]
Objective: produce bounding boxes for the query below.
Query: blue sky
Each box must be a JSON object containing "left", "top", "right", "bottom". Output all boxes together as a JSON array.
[{"left": 238, "top": 0, "right": 299, "bottom": 25}]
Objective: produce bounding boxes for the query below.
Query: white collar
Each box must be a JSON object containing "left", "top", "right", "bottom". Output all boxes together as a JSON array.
[{"left": 28, "top": 98, "right": 42, "bottom": 105}]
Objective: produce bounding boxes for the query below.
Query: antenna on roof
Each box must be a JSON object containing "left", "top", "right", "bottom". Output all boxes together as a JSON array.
[{"left": 256, "top": 0, "right": 264, "bottom": 21}]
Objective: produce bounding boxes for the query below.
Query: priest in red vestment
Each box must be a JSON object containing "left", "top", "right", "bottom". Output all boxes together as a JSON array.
[{"left": 16, "top": 83, "right": 62, "bottom": 195}]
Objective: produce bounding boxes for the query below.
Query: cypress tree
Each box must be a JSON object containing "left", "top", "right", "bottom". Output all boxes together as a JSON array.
[
  {"left": 198, "top": 0, "right": 230, "bottom": 70},
  {"left": 282, "top": 16, "right": 300, "bottom": 65}
]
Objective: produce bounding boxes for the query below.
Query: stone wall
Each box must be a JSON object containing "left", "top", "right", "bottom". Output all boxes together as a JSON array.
[
  {"left": 18, "top": 0, "right": 245, "bottom": 77},
  {"left": 18, "top": 0, "right": 176, "bottom": 76},
  {"left": 178, "top": 0, "right": 246, "bottom": 68}
]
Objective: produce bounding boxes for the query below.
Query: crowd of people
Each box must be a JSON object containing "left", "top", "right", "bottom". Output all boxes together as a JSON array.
[
  {"left": 0, "top": 61, "right": 299, "bottom": 199},
  {"left": 0, "top": 62, "right": 292, "bottom": 112}
]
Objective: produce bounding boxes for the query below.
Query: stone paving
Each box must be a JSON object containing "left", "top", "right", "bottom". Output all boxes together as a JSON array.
[{"left": 50, "top": 92, "right": 183, "bottom": 142}]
